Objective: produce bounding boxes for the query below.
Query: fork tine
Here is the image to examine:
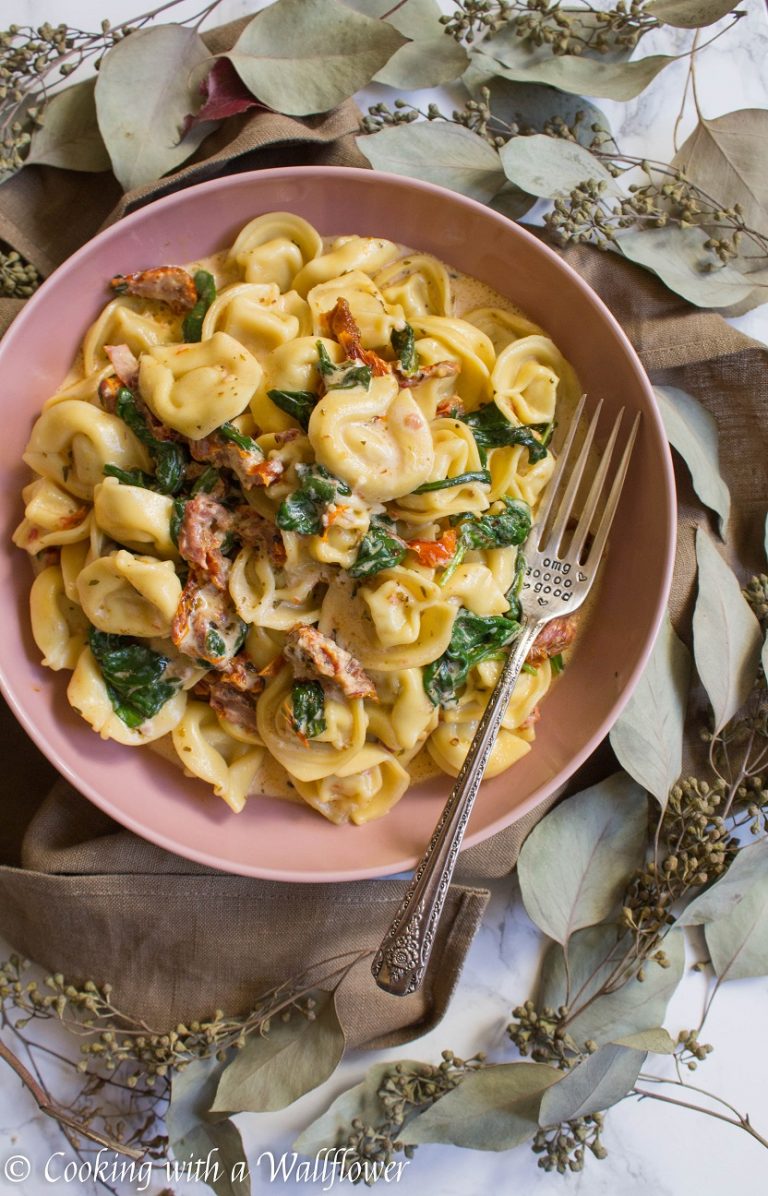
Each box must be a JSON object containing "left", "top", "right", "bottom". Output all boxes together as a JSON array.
[
  {"left": 583, "top": 411, "right": 640, "bottom": 571},
  {"left": 534, "top": 392, "right": 587, "bottom": 544},
  {"left": 569, "top": 408, "right": 623, "bottom": 562},
  {"left": 544, "top": 398, "right": 603, "bottom": 556}
]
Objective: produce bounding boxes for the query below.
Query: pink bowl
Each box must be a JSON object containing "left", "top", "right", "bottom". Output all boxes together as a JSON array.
[{"left": 0, "top": 166, "right": 675, "bottom": 882}]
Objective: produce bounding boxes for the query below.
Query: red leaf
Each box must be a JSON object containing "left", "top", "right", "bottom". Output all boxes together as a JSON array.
[{"left": 182, "top": 58, "right": 262, "bottom": 135}]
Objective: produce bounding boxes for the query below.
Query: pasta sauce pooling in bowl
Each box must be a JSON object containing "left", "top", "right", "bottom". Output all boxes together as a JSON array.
[{"left": 14, "top": 212, "right": 582, "bottom": 826}]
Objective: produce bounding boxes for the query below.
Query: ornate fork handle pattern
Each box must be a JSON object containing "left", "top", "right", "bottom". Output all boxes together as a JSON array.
[{"left": 371, "top": 615, "right": 543, "bottom": 996}]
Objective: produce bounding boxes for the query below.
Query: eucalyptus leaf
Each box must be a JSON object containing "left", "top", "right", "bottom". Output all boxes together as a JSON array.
[
  {"left": 705, "top": 855, "right": 768, "bottom": 981},
  {"left": 653, "top": 384, "right": 730, "bottom": 536},
  {"left": 375, "top": 37, "right": 469, "bottom": 88},
  {"left": 517, "top": 772, "right": 647, "bottom": 945},
  {"left": 26, "top": 79, "right": 111, "bottom": 172},
  {"left": 611, "top": 1027, "right": 676, "bottom": 1053},
  {"left": 294, "top": 1060, "right": 424, "bottom": 1156},
  {"left": 489, "top": 182, "right": 537, "bottom": 220},
  {"left": 615, "top": 225, "right": 759, "bottom": 309},
  {"left": 211, "top": 990, "right": 345, "bottom": 1113},
  {"left": 672, "top": 110, "right": 768, "bottom": 234},
  {"left": 470, "top": 44, "right": 675, "bottom": 101},
  {"left": 693, "top": 526, "right": 762, "bottom": 733},
  {"left": 469, "top": 76, "right": 612, "bottom": 149},
  {"left": 609, "top": 610, "right": 691, "bottom": 810},
  {"left": 539, "top": 1044, "right": 644, "bottom": 1126},
  {"left": 357, "top": 123, "right": 505, "bottom": 202},
  {"left": 226, "top": 0, "right": 405, "bottom": 117},
  {"left": 170, "top": 1123, "right": 250, "bottom": 1196},
  {"left": 400, "top": 1063, "right": 561, "bottom": 1150},
  {"left": 167, "top": 1057, "right": 250, "bottom": 1196},
  {"left": 366, "top": 0, "right": 470, "bottom": 85},
  {"left": 95, "top": 26, "right": 214, "bottom": 191},
  {"left": 539, "top": 926, "right": 685, "bottom": 1046},
  {"left": 647, "top": 0, "right": 739, "bottom": 28},
  {"left": 679, "top": 838, "right": 768, "bottom": 926},
  {"left": 500, "top": 133, "right": 615, "bottom": 199}
]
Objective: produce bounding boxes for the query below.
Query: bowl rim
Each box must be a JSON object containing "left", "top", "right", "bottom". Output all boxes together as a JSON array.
[{"left": 0, "top": 164, "right": 676, "bottom": 882}]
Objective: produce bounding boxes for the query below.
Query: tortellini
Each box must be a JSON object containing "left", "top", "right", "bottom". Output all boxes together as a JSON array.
[
  {"left": 17, "top": 211, "right": 580, "bottom": 825},
  {"left": 23, "top": 400, "right": 151, "bottom": 500},
  {"left": 309, "top": 374, "right": 434, "bottom": 503},
  {"left": 93, "top": 478, "right": 178, "bottom": 558},
  {"left": 172, "top": 702, "right": 263, "bottom": 813},
  {"left": 492, "top": 334, "right": 580, "bottom": 426},
  {"left": 68, "top": 646, "right": 187, "bottom": 745},
  {"left": 76, "top": 550, "right": 181, "bottom": 638},
  {"left": 139, "top": 332, "right": 262, "bottom": 438},
  {"left": 257, "top": 669, "right": 368, "bottom": 783},
  {"left": 30, "top": 566, "right": 89, "bottom": 670}
]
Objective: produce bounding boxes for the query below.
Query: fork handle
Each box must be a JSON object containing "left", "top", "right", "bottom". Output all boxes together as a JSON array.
[{"left": 371, "top": 614, "right": 544, "bottom": 996}]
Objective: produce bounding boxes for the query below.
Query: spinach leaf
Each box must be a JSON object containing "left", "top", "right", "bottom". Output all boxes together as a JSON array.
[
  {"left": 205, "top": 627, "right": 226, "bottom": 658},
  {"left": 441, "top": 498, "right": 532, "bottom": 584},
  {"left": 277, "top": 464, "right": 351, "bottom": 536},
  {"left": 348, "top": 515, "right": 406, "bottom": 579},
  {"left": 182, "top": 270, "right": 216, "bottom": 343},
  {"left": 551, "top": 652, "right": 564, "bottom": 675},
  {"left": 290, "top": 681, "right": 326, "bottom": 740},
  {"left": 506, "top": 549, "right": 527, "bottom": 620},
  {"left": 266, "top": 388, "right": 317, "bottom": 430},
  {"left": 316, "top": 341, "right": 372, "bottom": 391},
  {"left": 317, "top": 341, "right": 335, "bottom": 377},
  {"left": 413, "top": 470, "right": 491, "bottom": 494},
  {"left": 424, "top": 609, "right": 521, "bottom": 707},
  {"left": 190, "top": 466, "right": 221, "bottom": 496},
  {"left": 114, "top": 388, "right": 187, "bottom": 495},
  {"left": 88, "top": 628, "right": 180, "bottom": 729},
  {"left": 153, "top": 440, "right": 187, "bottom": 494},
  {"left": 391, "top": 323, "right": 418, "bottom": 374},
  {"left": 169, "top": 496, "right": 186, "bottom": 548},
  {"left": 218, "top": 422, "right": 263, "bottom": 455},
  {"left": 462, "top": 404, "right": 549, "bottom": 464},
  {"left": 103, "top": 464, "right": 156, "bottom": 489}
]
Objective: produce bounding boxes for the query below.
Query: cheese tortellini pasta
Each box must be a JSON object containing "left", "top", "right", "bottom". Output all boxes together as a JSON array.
[{"left": 16, "top": 213, "right": 579, "bottom": 826}]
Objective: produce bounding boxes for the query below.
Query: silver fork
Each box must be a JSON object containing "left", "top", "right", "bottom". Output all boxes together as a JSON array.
[{"left": 372, "top": 397, "right": 640, "bottom": 996}]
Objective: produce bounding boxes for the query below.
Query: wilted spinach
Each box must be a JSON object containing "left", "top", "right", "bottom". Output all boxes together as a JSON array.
[
  {"left": 317, "top": 341, "right": 372, "bottom": 391},
  {"left": 103, "top": 464, "right": 156, "bottom": 489},
  {"left": 413, "top": 470, "right": 491, "bottom": 494},
  {"left": 291, "top": 681, "right": 326, "bottom": 740},
  {"left": 182, "top": 269, "right": 216, "bottom": 343},
  {"left": 423, "top": 609, "right": 521, "bottom": 707},
  {"left": 88, "top": 629, "right": 180, "bottom": 728},
  {"left": 348, "top": 515, "right": 406, "bottom": 579},
  {"left": 266, "top": 388, "right": 317, "bottom": 430},
  {"left": 113, "top": 388, "right": 187, "bottom": 495},
  {"left": 462, "top": 404, "right": 550, "bottom": 464},
  {"left": 277, "top": 464, "right": 351, "bottom": 536},
  {"left": 441, "top": 498, "right": 532, "bottom": 583},
  {"left": 218, "top": 422, "right": 263, "bottom": 456},
  {"left": 391, "top": 323, "right": 418, "bottom": 374}
]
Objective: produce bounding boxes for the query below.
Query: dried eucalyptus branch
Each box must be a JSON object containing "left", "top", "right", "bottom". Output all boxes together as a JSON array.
[
  {"left": 0, "top": 948, "right": 367, "bottom": 1187},
  {"left": 440, "top": 0, "right": 660, "bottom": 53},
  {"left": 0, "top": 0, "right": 223, "bottom": 180},
  {"left": 362, "top": 93, "right": 768, "bottom": 272}
]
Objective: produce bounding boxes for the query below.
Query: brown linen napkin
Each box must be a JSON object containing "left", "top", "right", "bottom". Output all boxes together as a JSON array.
[{"left": 1, "top": 15, "right": 766, "bottom": 1035}]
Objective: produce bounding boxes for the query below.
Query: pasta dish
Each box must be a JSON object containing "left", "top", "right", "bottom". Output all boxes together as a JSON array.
[{"left": 14, "top": 212, "right": 581, "bottom": 825}]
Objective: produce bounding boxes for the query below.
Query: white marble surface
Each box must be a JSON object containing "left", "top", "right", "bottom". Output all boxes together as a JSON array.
[{"left": 2, "top": 2, "right": 768, "bottom": 1194}]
